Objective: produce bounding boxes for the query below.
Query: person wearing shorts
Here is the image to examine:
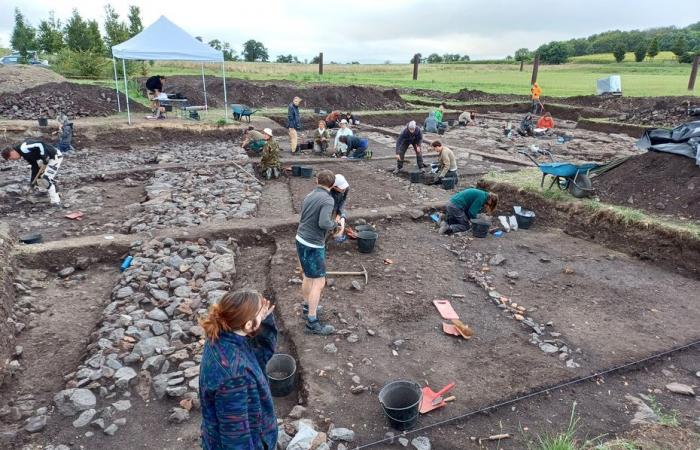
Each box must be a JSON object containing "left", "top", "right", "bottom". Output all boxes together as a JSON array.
[{"left": 295, "top": 169, "right": 339, "bottom": 335}]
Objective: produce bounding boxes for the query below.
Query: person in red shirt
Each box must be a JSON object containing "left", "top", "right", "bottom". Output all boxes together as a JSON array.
[{"left": 536, "top": 112, "right": 554, "bottom": 129}]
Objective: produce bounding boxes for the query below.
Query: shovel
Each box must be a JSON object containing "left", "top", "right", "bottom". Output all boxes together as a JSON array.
[{"left": 419, "top": 382, "right": 455, "bottom": 414}]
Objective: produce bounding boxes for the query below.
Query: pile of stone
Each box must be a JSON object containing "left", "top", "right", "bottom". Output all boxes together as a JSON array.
[
  {"left": 277, "top": 405, "right": 357, "bottom": 450},
  {"left": 122, "top": 166, "right": 261, "bottom": 233},
  {"left": 50, "top": 237, "right": 237, "bottom": 436}
]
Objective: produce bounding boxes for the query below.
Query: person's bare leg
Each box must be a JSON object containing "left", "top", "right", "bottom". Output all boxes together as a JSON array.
[
  {"left": 307, "top": 277, "right": 325, "bottom": 318},
  {"left": 301, "top": 275, "right": 311, "bottom": 303}
]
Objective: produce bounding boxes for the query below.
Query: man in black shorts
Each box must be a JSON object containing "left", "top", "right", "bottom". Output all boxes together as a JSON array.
[
  {"left": 145, "top": 75, "right": 166, "bottom": 118},
  {"left": 2, "top": 140, "right": 64, "bottom": 206},
  {"left": 295, "top": 169, "right": 340, "bottom": 335}
]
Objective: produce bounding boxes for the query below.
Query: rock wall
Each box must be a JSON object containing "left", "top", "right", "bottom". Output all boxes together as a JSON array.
[{"left": 0, "top": 224, "right": 16, "bottom": 387}]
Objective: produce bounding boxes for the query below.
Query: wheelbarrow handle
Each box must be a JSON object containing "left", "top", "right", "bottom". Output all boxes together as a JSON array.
[{"left": 517, "top": 150, "right": 540, "bottom": 167}]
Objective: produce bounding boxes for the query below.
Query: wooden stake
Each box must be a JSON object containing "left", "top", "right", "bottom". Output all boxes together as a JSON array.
[
  {"left": 412, "top": 53, "right": 419, "bottom": 80},
  {"left": 531, "top": 53, "right": 540, "bottom": 85},
  {"left": 318, "top": 52, "right": 323, "bottom": 76},
  {"left": 689, "top": 55, "right": 699, "bottom": 91}
]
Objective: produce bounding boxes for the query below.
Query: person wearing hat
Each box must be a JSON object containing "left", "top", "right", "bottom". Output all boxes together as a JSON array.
[
  {"left": 394, "top": 121, "right": 425, "bottom": 173},
  {"left": 288, "top": 96, "right": 302, "bottom": 154},
  {"left": 333, "top": 119, "right": 353, "bottom": 157},
  {"left": 330, "top": 174, "right": 350, "bottom": 224},
  {"left": 259, "top": 128, "right": 281, "bottom": 180}
]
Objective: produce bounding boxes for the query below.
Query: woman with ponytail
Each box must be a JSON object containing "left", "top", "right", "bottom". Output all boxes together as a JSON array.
[{"left": 199, "top": 289, "right": 278, "bottom": 449}]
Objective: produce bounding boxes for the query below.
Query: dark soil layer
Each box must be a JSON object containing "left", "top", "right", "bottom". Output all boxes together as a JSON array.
[
  {"left": 0, "top": 226, "right": 15, "bottom": 386},
  {"left": 137, "top": 77, "right": 407, "bottom": 110},
  {"left": 595, "top": 151, "right": 700, "bottom": 221},
  {"left": 0, "top": 82, "right": 146, "bottom": 120},
  {"left": 83, "top": 128, "right": 244, "bottom": 150},
  {"left": 480, "top": 179, "right": 700, "bottom": 278}
]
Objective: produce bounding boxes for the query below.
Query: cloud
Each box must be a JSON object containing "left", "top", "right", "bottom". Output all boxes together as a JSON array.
[{"left": 1, "top": 0, "right": 698, "bottom": 61}]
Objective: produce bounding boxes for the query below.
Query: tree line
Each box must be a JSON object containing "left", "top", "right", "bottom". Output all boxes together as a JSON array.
[{"left": 519, "top": 21, "right": 700, "bottom": 64}]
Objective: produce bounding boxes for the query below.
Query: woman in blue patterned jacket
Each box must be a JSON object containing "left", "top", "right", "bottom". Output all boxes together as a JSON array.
[{"left": 199, "top": 289, "right": 278, "bottom": 449}]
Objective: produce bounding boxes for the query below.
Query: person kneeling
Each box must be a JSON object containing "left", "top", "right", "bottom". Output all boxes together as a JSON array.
[
  {"left": 338, "top": 135, "right": 369, "bottom": 160},
  {"left": 431, "top": 141, "right": 458, "bottom": 184},
  {"left": 440, "top": 188, "right": 498, "bottom": 235},
  {"left": 242, "top": 127, "right": 266, "bottom": 154},
  {"left": 259, "top": 128, "right": 281, "bottom": 180}
]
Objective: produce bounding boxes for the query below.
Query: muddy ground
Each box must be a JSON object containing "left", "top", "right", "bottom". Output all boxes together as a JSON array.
[
  {"left": 595, "top": 151, "right": 700, "bottom": 221},
  {"left": 1, "top": 110, "right": 699, "bottom": 450}
]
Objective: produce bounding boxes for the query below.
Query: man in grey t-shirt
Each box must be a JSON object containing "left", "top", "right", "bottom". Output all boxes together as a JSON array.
[{"left": 296, "top": 169, "right": 339, "bottom": 335}]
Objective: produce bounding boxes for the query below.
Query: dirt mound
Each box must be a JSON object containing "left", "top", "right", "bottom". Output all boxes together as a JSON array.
[
  {"left": 137, "top": 77, "right": 407, "bottom": 110},
  {"left": 0, "top": 65, "right": 66, "bottom": 95},
  {"left": 448, "top": 88, "right": 527, "bottom": 104},
  {"left": 0, "top": 82, "right": 145, "bottom": 120},
  {"left": 594, "top": 151, "right": 700, "bottom": 220}
]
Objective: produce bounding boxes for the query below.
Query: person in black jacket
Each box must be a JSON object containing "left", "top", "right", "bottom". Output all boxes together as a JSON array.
[
  {"left": 146, "top": 75, "right": 167, "bottom": 118},
  {"left": 288, "top": 96, "right": 302, "bottom": 154},
  {"left": 394, "top": 121, "right": 426, "bottom": 173},
  {"left": 2, "top": 140, "right": 64, "bottom": 206}
]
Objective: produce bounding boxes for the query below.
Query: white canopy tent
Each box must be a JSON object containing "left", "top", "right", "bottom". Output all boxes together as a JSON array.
[{"left": 111, "top": 15, "right": 228, "bottom": 124}]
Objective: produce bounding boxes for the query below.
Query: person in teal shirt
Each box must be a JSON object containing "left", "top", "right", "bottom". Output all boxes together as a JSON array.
[{"left": 440, "top": 188, "right": 498, "bottom": 234}]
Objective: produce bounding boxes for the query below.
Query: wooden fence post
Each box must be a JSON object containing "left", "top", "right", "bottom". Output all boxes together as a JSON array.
[
  {"left": 412, "top": 54, "right": 419, "bottom": 80},
  {"left": 530, "top": 53, "right": 540, "bottom": 85},
  {"left": 689, "top": 55, "right": 700, "bottom": 91},
  {"left": 319, "top": 52, "right": 323, "bottom": 76}
]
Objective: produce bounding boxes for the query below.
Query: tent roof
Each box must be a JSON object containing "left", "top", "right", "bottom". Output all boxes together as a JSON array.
[{"left": 112, "top": 16, "right": 222, "bottom": 62}]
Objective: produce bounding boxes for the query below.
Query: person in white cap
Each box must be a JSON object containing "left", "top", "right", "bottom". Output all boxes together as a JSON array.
[
  {"left": 333, "top": 119, "right": 353, "bottom": 157},
  {"left": 330, "top": 174, "right": 350, "bottom": 225},
  {"left": 394, "top": 120, "right": 425, "bottom": 174},
  {"left": 259, "top": 128, "right": 281, "bottom": 179}
]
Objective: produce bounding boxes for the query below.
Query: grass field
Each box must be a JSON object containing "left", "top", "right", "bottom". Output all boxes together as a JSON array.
[{"left": 147, "top": 59, "right": 699, "bottom": 98}]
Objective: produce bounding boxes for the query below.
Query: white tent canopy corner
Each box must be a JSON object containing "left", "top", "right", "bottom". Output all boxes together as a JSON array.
[{"left": 111, "top": 15, "right": 228, "bottom": 124}]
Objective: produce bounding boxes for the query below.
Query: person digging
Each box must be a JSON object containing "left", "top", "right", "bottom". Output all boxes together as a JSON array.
[
  {"left": 394, "top": 120, "right": 426, "bottom": 174},
  {"left": 439, "top": 188, "right": 498, "bottom": 235},
  {"left": 2, "top": 140, "right": 64, "bottom": 207},
  {"left": 296, "top": 169, "right": 341, "bottom": 335},
  {"left": 429, "top": 141, "right": 458, "bottom": 185},
  {"left": 259, "top": 128, "right": 281, "bottom": 180},
  {"left": 329, "top": 174, "right": 350, "bottom": 242},
  {"left": 242, "top": 126, "right": 267, "bottom": 155}
]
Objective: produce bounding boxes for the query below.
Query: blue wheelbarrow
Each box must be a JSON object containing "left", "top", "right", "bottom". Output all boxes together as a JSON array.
[
  {"left": 518, "top": 149, "right": 598, "bottom": 198},
  {"left": 231, "top": 104, "right": 258, "bottom": 122}
]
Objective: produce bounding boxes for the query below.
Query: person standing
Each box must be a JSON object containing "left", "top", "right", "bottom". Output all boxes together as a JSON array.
[
  {"left": 296, "top": 169, "right": 339, "bottom": 335},
  {"left": 440, "top": 188, "right": 498, "bottom": 235},
  {"left": 333, "top": 119, "right": 353, "bottom": 157},
  {"left": 199, "top": 289, "right": 278, "bottom": 450},
  {"left": 531, "top": 82, "right": 542, "bottom": 114},
  {"left": 2, "top": 140, "right": 64, "bottom": 206},
  {"left": 288, "top": 96, "right": 302, "bottom": 153},
  {"left": 394, "top": 121, "right": 425, "bottom": 173}
]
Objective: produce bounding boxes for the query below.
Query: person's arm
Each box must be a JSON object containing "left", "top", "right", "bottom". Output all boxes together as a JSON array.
[
  {"left": 438, "top": 153, "right": 449, "bottom": 178},
  {"left": 29, "top": 161, "right": 39, "bottom": 185},
  {"left": 318, "top": 199, "right": 337, "bottom": 231},
  {"left": 395, "top": 130, "right": 406, "bottom": 154},
  {"left": 337, "top": 189, "right": 349, "bottom": 218},
  {"left": 213, "top": 376, "right": 254, "bottom": 448},
  {"left": 467, "top": 196, "right": 487, "bottom": 219},
  {"left": 414, "top": 130, "right": 423, "bottom": 150},
  {"left": 251, "top": 314, "right": 277, "bottom": 369},
  {"left": 287, "top": 105, "right": 294, "bottom": 128}
]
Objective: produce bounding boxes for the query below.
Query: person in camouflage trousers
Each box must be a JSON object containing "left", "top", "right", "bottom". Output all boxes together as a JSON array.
[{"left": 259, "top": 128, "right": 281, "bottom": 180}]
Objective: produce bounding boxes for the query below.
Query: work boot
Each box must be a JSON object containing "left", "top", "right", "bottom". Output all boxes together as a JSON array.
[
  {"left": 305, "top": 318, "right": 335, "bottom": 335},
  {"left": 439, "top": 222, "right": 450, "bottom": 235},
  {"left": 302, "top": 304, "right": 324, "bottom": 317}
]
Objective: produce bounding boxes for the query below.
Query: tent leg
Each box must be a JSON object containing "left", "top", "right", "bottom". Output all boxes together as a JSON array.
[
  {"left": 201, "top": 63, "right": 208, "bottom": 114},
  {"left": 122, "top": 59, "right": 131, "bottom": 125},
  {"left": 222, "top": 62, "right": 228, "bottom": 121},
  {"left": 113, "top": 57, "right": 121, "bottom": 112}
]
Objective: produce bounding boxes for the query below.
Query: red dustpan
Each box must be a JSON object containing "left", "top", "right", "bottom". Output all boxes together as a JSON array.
[{"left": 419, "top": 382, "right": 455, "bottom": 414}]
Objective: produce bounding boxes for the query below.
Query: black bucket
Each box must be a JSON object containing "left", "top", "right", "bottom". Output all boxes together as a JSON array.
[
  {"left": 437, "top": 128, "right": 445, "bottom": 135},
  {"left": 292, "top": 165, "right": 302, "bottom": 176},
  {"left": 441, "top": 177, "right": 457, "bottom": 190},
  {"left": 515, "top": 210, "right": 536, "bottom": 229},
  {"left": 357, "top": 230, "right": 378, "bottom": 253},
  {"left": 355, "top": 224, "right": 375, "bottom": 233},
  {"left": 409, "top": 171, "right": 422, "bottom": 183},
  {"left": 300, "top": 167, "right": 313, "bottom": 178},
  {"left": 19, "top": 233, "right": 43, "bottom": 244},
  {"left": 447, "top": 119, "right": 455, "bottom": 126},
  {"left": 38, "top": 118, "right": 48, "bottom": 127},
  {"left": 266, "top": 353, "right": 297, "bottom": 397},
  {"left": 471, "top": 219, "right": 490, "bottom": 238},
  {"left": 378, "top": 380, "right": 422, "bottom": 431}
]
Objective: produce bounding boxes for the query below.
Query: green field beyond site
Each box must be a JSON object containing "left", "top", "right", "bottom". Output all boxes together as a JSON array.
[{"left": 151, "top": 58, "right": 700, "bottom": 98}]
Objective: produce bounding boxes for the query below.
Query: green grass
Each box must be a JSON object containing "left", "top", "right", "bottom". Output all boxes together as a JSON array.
[
  {"left": 570, "top": 51, "right": 677, "bottom": 64},
  {"left": 527, "top": 403, "right": 604, "bottom": 450},
  {"left": 646, "top": 396, "right": 680, "bottom": 427},
  {"left": 483, "top": 168, "right": 700, "bottom": 238}
]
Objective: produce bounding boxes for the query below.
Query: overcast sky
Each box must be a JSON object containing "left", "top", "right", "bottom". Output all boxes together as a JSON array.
[{"left": 1, "top": 0, "right": 699, "bottom": 62}]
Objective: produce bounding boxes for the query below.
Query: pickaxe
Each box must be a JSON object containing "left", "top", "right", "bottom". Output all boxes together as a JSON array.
[{"left": 326, "top": 264, "right": 368, "bottom": 285}]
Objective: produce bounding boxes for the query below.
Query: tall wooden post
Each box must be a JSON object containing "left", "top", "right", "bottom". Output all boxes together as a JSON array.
[
  {"left": 412, "top": 54, "right": 419, "bottom": 80},
  {"left": 689, "top": 55, "right": 700, "bottom": 91},
  {"left": 530, "top": 53, "right": 540, "bottom": 85},
  {"left": 318, "top": 52, "right": 323, "bottom": 76},
  {"left": 519, "top": 60, "right": 524, "bottom": 72}
]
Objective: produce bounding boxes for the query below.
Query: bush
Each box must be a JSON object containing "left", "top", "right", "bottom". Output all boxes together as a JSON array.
[{"left": 678, "top": 52, "right": 696, "bottom": 63}]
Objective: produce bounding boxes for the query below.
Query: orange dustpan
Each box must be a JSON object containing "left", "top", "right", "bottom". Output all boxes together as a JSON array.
[{"left": 420, "top": 382, "right": 455, "bottom": 414}]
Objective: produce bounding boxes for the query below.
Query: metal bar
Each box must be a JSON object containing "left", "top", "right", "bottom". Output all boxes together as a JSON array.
[
  {"left": 201, "top": 63, "right": 208, "bottom": 111},
  {"left": 222, "top": 62, "right": 228, "bottom": 121},
  {"left": 122, "top": 59, "right": 131, "bottom": 125},
  {"left": 112, "top": 57, "right": 121, "bottom": 112}
]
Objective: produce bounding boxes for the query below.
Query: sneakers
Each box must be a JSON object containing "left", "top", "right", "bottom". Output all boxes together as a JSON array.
[
  {"left": 305, "top": 319, "right": 335, "bottom": 335},
  {"left": 439, "top": 221, "right": 450, "bottom": 235}
]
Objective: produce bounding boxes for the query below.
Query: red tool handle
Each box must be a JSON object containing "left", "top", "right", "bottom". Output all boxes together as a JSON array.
[{"left": 434, "top": 382, "right": 456, "bottom": 397}]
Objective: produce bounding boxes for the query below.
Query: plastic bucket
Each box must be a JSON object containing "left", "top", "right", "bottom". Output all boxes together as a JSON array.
[
  {"left": 355, "top": 224, "right": 376, "bottom": 233},
  {"left": 266, "top": 353, "right": 297, "bottom": 397},
  {"left": 409, "top": 171, "right": 422, "bottom": 183},
  {"left": 471, "top": 219, "right": 490, "bottom": 238},
  {"left": 378, "top": 380, "right": 422, "bottom": 431},
  {"left": 515, "top": 210, "right": 536, "bottom": 229},
  {"left": 300, "top": 167, "right": 313, "bottom": 178},
  {"left": 441, "top": 177, "right": 457, "bottom": 190},
  {"left": 437, "top": 128, "right": 445, "bottom": 135},
  {"left": 292, "top": 165, "right": 302, "bottom": 177},
  {"left": 38, "top": 118, "right": 48, "bottom": 127},
  {"left": 447, "top": 119, "right": 455, "bottom": 126},
  {"left": 357, "top": 230, "right": 378, "bottom": 253},
  {"left": 19, "top": 233, "right": 43, "bottom": 244}
]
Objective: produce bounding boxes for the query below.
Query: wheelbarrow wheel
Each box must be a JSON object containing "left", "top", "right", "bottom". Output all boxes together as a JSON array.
[{"left": 568, "top": 173, "right": 593, "bottom": 198}]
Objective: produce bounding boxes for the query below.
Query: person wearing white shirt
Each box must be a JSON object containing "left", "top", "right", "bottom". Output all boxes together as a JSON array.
[{"left": 333, "top": 119, "right": 353, "bottom": 157}]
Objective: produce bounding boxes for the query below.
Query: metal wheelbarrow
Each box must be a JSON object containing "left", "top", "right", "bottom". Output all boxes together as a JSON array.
[{"left": 518, "top": 149, "right": 598, "bottom": 198}]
